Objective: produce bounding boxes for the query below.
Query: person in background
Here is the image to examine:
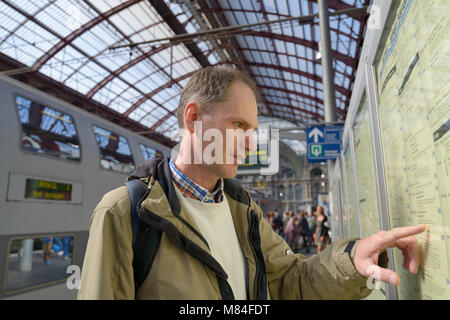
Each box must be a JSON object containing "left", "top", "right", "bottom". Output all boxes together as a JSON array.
[
  {"left": 284, "top": 212, "right": 300, "bottom": 252},
  {"left": 42, "top": 237, "right": 53, "bottom": 265},
  {"left": 62, "top": 236, "right": 73, "bottom": 261},
  {"left": 266, "top": 211, "right": 275, "bottom": 227},
  {"left": 315, "top": 206, "right": 330, "bottom": 253},
  {"left": 53, "top": 237, "right": 64, "bottom": 256},
  {"left": 298, "top": 211, "right": 311, "bottom": 253},
  {"left": 272, "top": 212, "right": 283, "bottom": 236},
  {"left": 309, "top": 207, "right": 317, "bottom": 245},
  {"left": 281, "top": 211, "right": 289, "bottom": 241}
]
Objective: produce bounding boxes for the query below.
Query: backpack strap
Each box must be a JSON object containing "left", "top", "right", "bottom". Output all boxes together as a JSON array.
[
  {"left": 126, "top": 179, "right": 148, "bottom": 247},
  {"left": 125, "top": 179, "right": 162, "bottom": 295}
]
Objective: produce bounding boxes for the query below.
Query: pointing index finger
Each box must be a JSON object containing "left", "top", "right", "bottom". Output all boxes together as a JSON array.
[{"left": 385, "top": 224, "right": 426, "bottom": 243}]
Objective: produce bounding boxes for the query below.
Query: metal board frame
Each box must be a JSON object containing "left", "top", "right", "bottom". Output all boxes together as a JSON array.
[
  {"left": 348, "top": 129, "right": 361, "bottom": 238},
  {"left": 329, "top": 157, "right": 344, "bottom": 240},
  {"left": 365, "top": 58, "right": 397, "bottom": 301},
  {"left": 340, "top": 0, "right": 396, "bottom": 299},
  {"left": 340, "top": 131, "right": 359, "bottom": 239},
  {"left": 339, "top": 135, "right": 352, "bottom": 239}
]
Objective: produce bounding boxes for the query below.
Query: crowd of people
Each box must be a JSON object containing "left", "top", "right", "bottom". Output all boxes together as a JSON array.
[{"left": 266, "top": 206, "right": 331, "bottom": 254}]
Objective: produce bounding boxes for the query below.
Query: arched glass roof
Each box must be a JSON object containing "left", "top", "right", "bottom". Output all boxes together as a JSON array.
[{"left": 0, "top": 0, "right": 370, "bottom": 147}]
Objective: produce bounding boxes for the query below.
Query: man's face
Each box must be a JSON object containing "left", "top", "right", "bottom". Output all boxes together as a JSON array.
[{"left": 196, "top": 80, "right": 258, "bottom": 179}]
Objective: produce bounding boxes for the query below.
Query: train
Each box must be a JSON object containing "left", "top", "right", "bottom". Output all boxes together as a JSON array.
[{"left": 0, "top": 74, "right": 172, "bottom": 299}]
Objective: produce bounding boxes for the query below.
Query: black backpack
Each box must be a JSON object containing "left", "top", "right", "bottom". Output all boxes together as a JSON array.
[{"left": 125, "top": 179, "right": 161, "bottom": 294}]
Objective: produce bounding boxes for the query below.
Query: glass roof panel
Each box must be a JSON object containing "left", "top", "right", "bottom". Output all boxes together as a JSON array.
[
  {"left": 0, "top": 0, "right": 367, "bottom": 135},
  {"left": 155, "top": 115, "right": 178, "bottom": 138},
  {"left": 139, "top": 114, "right": 160, "bottom": 128},
  {"left": 91, "top": 0, "right": 126, "bottom": 13}
]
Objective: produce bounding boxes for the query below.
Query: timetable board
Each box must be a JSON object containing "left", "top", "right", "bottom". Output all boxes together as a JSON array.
[
  {"left": 374, "top": 0, "right": 450, "bottom": 299},
  {"left": 353, "top": 95, "right": 386, "bottom": 300}
]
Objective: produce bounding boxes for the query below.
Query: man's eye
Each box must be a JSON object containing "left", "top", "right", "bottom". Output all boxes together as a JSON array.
[{"left": 234, "top": 121, "right": 242, "bottom": 128}]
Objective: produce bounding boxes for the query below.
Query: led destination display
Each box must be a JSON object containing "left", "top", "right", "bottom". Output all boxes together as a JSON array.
[{"left": 25, "top": 178, "right": 72, "bottom": 201}]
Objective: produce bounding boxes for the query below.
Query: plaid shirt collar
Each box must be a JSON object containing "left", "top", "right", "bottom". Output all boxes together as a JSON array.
[{"left": 169, "top": 159, "right": 224, "bottom": 203}]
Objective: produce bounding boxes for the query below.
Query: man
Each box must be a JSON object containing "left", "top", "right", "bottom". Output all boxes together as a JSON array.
[{"left": 78, "top": 66, "right": 425, "bottom": 299}]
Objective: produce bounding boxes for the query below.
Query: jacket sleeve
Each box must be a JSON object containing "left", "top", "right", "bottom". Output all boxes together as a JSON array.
[
  {"left": 77, "top": 187, "right": 135, "bottom": 300},
  {"left": 254, "top": 205, "right": 387, "bottom": 300}
]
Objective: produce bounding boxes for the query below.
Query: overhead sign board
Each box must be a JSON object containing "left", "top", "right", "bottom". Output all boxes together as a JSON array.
[{"left": 307, "top": 125, "right": 343, "bottom": 163}]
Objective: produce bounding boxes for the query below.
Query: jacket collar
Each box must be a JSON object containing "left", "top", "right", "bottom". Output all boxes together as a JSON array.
[
  {"left": 169, "top": 159, "right": 224, "bottom": 203},
  {"left": 129, "top": 157, "right": 249, "bottom": 212}
]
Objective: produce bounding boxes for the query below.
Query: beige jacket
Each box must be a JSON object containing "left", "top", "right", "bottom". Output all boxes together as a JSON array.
[{"left": 78, "top": 158, "right": 384, "bottom": 299}]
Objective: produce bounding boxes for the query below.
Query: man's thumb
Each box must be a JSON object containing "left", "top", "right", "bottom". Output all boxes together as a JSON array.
[{"left": 366, "top": 264, "right": 399, "bottom": 286}]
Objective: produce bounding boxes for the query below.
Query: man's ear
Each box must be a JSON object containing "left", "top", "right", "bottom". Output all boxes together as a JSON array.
[{"left": 184, "top": 102, "right": 200, "bottom": 133}]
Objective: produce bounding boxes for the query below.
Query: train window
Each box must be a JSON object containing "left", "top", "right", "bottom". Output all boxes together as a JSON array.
[
  {"left": 92, "top": 125, "right": 135, "bottom": 174},
  {"left": 139, "top": 144, "right": 163, "bottom": 161},
  {"left": 5, "top": 235, "right": 74, "bottom": 294},
  {"left": 15, "top": 96, "right": 81, "bottom": 161}
]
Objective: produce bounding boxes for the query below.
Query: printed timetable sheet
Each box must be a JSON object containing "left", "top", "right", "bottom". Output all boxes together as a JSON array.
[{"left": 375, "top": 0, "right": 450, "bottom": 299}]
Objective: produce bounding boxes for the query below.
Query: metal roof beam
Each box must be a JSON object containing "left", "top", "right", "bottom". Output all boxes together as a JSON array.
[
  {"left": 31, "top": 0, "right": 140, "bottom": 70},
  {"left": 199, "top": 7, "right": 360, "bottom": 41},
  {"left": 257, "top": 75, "right": 348, "bottom": 105},
  {"left": 246, "top": 31, "right": 354, "bottom": 67},
  {"left": 82, "top": 0, "right": 180, "bottom": 118},
  {"left": 147, "top": 0, "right": 210, "bottom": 67},
  {"left": 262, "top": 92, "right": 347, "bottom": 116},
  {"left": 255, "top": 73, "right": 347, "bottom": 104},
  {"left": 0, "top": 1, "right": 54, "bottom": 48},
  {"left": 240, "top": 47, "right": 353, "bottom": 80},
  {"left": 150, "top": 111, "right": 176, "bottom": 131},
  {"left": 326, "top": 0, "right": 367, "bottom": 21},
  {"left": 85, "top": 42, "right": 171, "bottom": 100},
  {"left": 247, "top": 61, "right": 349, "bottom": 96},
  {"left": 258, "top": 85, "right": 324, "bottom": 106},
  {"left": 115, "top": 6, "right": 368, "bottom": 49},
  {"left": 122, "top": 67, "right": 206, "bottom": 118},
  {"left": 257, "top": 0, "right": 297, "bottom": 120},
  {"left": 343, "top": 0, "right": 370, "bottom": 114},
  {"left": 263, "top": 99, "right": 321, "bottom": 118}
]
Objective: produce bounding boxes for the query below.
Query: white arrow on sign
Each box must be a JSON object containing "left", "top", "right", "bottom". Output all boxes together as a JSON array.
[{"left": 308, "top": 127, "right": 323, "bottom": 143}]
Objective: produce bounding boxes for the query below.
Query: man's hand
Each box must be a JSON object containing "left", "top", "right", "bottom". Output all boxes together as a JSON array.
[{"left": 353, "top": 224, "right": 426, "bottom": 286}]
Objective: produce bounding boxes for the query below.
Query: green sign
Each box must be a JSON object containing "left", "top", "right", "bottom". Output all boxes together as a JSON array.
[{"left": 309, "top": 144, "right": 323, "bottom": 158}]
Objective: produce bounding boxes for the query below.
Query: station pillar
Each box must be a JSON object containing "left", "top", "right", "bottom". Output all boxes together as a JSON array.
[
  {"left": 318, "top": 0, "right": 339, "bottom": 213},
  {"left": 19, "top": 238, "right": 34, "bottom": 272}
]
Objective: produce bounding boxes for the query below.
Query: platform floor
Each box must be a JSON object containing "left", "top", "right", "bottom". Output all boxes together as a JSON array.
[{"left": 6, "top": 251, "right": 72, "bottom": 292}]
